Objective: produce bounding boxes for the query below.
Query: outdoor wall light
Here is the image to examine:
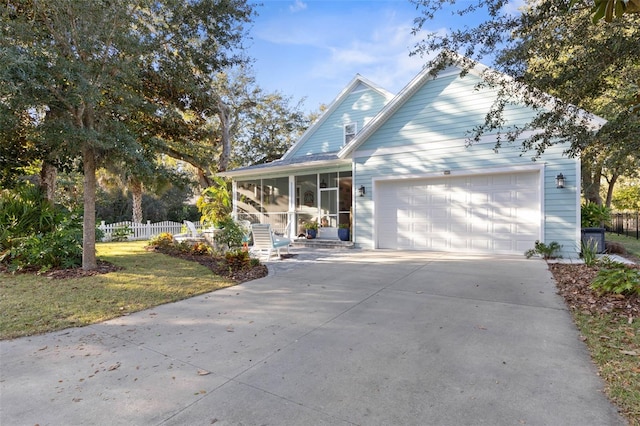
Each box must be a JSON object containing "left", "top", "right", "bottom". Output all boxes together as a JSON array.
[
  {"left": 358, "top": 185, "right": 366, "bottom": 197},
  {"left": 556, "top": 173, "right": 565, "bottom": 189}
]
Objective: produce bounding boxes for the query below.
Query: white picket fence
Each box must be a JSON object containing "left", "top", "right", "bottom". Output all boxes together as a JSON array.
[{"left": 98, "top": 220, "right": 203, "bottom": 242}]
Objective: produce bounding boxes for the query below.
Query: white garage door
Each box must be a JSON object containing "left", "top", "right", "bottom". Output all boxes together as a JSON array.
[{"left": 376, "top": 172, "right": 540, "bottom": 254}]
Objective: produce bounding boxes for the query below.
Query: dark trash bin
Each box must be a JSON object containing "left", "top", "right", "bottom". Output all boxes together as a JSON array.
[{"left": 581, "top": 227, "right": 605, "bottom": 254}]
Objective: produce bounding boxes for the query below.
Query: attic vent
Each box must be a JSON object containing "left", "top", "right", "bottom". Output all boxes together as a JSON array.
[{"left": 344, "top": 123, "right": 357, "bottom": 145}]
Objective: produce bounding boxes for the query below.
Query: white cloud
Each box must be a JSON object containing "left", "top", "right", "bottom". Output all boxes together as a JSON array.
[
  {"left": 308, "top": 19, "right": 428, "bottom": 92},
  {"left": 289, "top": 0, "right": 307, "bottom": 13},
  {"left": 502, "top": 0, "right": 526, "bottom": 16}
]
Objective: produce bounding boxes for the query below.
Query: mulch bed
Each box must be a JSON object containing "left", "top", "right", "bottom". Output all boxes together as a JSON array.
[
  {"left": 549, "top": 262, "right": 640, "bottom": 320},
  {"left": 3, "top": 252, "right": 269, "bottom": 283},
  {"left": 167, "top": 252, "right": 269, "bottom": 283},
  {"left": 43, "top": 260, "right": 124, "bottom": 279},
  {"left": 0, "top": 260, "right": 124, "bottom": 279}
]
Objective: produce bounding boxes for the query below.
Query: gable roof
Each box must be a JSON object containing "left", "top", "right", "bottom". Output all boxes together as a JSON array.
[
  {"left": 281, "top": 74, "right": 394, "bottom": 160},
  {"left": 338, "top": 56, "right": 607, "bottom": 158},
  {"left": 222, "top": 55, "right": 607, "bottom": 179}
]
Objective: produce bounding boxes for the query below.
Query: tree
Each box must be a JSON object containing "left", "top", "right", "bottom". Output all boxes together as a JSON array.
[
  {"left": 411, "top": 0, "right": 639, "bottom": 206},
  {"left": 231, "top": 91, "right": 309, "bottom": 168},
  {"left": 611, "top": 179, "right": 640, "bottom": 210},
  {"left": 156, "top": 66, "right": 308, "bottom": 182},
  {"left": 1, "top": 0, "right": 253, "bottom": 269},
  {"left": 578, "top": 0, "right": 640, "bottom": 22}
]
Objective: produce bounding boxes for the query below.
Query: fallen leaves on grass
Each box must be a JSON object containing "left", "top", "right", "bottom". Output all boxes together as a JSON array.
[{"left": 549, "top": 262, "right": 640, "bottom": 425}]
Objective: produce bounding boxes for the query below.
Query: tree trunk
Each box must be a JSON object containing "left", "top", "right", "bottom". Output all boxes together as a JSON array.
[
  {"left": 197, "top": 168, "right": 213, "bottom": 188},
  {"left": 581, "top": 157, "right": 603, "bottom": 205},
  {"left": 604, "top": 173, "right": 618, "bottom": 209},
  {"left": 82, "top": 143, "right": 97, "bottom": 270},
  {"left": 217, "top": 101, "right": 232, "bottom": 173},
  {"left": 130, "top": 178, "right": 143, "bottom": 223},
  {"left": 39, "top": 161, "right": 57, "bottom": 204}
]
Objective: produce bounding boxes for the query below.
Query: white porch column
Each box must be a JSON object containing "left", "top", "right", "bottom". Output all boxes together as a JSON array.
[
  {"left": 288, "top": 176, "right": 296, "bottom": 239},
  {"left": 231, "top": 180, "right": 238, "bottom": 219}
]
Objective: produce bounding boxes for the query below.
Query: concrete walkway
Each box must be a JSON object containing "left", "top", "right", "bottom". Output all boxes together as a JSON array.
[{"left": 0, "top": 250, "right": 625, "bottom": 425}]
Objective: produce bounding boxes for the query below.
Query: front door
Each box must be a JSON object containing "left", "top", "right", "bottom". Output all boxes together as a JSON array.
[{"left": 320, "top": 186, "right": 338, "bottom": 227}]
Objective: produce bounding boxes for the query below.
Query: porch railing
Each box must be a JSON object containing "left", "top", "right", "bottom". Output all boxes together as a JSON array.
[{"left": 236, "top": 212, "right": 289, "bottom": 235}]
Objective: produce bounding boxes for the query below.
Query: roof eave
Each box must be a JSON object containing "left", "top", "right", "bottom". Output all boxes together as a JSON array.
[{"left": 219, "top": 158, "right": 352, "bottom": 179}]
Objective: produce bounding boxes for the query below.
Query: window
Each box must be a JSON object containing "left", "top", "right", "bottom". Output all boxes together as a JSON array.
[{"left": 344, "top": 123, "right": 357, "bottom": 145}]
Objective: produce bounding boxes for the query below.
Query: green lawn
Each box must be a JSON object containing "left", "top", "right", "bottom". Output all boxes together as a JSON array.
[
  {"left": 574, "top": 312, "right": 640, "bottom": 424},
  {"left": 0, "top": 241, "right": 236, "bottom": 340},
  {"left": 580, "top": 232, "right": 640, "bottom": 424}
]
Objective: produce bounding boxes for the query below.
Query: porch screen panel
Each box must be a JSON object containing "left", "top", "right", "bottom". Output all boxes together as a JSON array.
[
  {"left": 296, "top": 174, "right": 317, "bottom": 228},
  {"left": 262, "top": 178, "right": 289, "bottom": 212},
  {"left": 262, "top": 177, "right": 289, "bottom": 233},
  {"left": 236, "top": 179, "right": 261, "bottom": 222}
]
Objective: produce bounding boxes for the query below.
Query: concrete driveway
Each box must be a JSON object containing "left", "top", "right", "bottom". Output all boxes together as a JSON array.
[{"left": 0, "top": 250, "right": 625, "bottom": 425}]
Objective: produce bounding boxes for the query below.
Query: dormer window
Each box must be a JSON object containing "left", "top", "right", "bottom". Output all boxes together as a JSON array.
[{"left": 344, "top": 123, "right": 357, "bottom": 145}]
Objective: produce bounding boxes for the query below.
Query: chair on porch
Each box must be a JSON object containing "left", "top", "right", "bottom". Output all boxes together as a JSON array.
[
  {"left": 174, "top": 220, "right": 205, "bottom": 242},
  {"left": 250, "top": 223, "right": 291, "bottom": 260}
]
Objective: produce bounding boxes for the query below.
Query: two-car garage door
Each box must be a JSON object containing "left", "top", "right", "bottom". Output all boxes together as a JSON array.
[{"left": 375, "top": 172, "right": 540, "bottom": 254}]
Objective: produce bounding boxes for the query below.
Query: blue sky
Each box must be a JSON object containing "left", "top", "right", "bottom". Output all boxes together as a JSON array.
[
  {"left": 246, "top": 0, "right": 524, "bottom": 113},
  {"left": 246, "top": 0, "right": 437, "bottom": 112}
]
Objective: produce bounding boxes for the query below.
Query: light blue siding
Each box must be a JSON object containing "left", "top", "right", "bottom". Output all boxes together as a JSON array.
[
  {"left": 353, "top": 72, "right": 580, "bottom": 257},
  {"left": 289, "top": 87, "right": 389, "bottom": 158}
]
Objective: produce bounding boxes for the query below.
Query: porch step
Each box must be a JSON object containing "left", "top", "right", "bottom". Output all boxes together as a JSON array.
[{"left": 291, "top": 238, "right": 354, "bottom": 249}]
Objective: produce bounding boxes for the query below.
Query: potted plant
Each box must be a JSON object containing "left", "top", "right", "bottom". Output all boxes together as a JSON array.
[
  {"left": 338, "top": 224, "right": 350, "bottom": 241},
  {"left": 304, "top": 221, "right": 318, "bottom": 239},
  {"left": 581, "top": 201, "right": 611, "bottom": 254}
]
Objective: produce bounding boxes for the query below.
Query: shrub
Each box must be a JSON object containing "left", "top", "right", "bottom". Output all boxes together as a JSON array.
[
  {"left": 214, "top": 216, "right": 245, "bottom": 251},
  {"left": 110, "top": 224, "right": 132, "bottom": 242},
  {"left": 591, "top": 262, "right": 640, "bottom": 296},
  {"left": 148, "top": 233, "right": 212, "bottom": 256},
  {"left": 581, "top": 202, "right": 611, "bottom": 228},
  {"left": 225, "top": 249, "right": 252, "bottom": 270},
  {"left": 0, "top": 185, "right": 83, "bottom": 272},
  {"left": 95, "top": 226, "right": 105, "bottom": 242},
  {"left": 525, "top": 240, "right": 562, "bottom": 259},
  {"left": 148, "top": 232, "right": 176, "bottom": 250},
  {"left": 190, "top": 242, "right": 211, "bottom": 255},
  {"left": 581, "top": 240, "right": 598, "bottom": 267},
  {"left": 197, "top": 176, "right": 232, "bottom": 227},
  {"left": 1, "top": 225, "right": 82, "bottom": 273},
  {"left": 1, "top": 184, "right": 61, "bottom": 246}
]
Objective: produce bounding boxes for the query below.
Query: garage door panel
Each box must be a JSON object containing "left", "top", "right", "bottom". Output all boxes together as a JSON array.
[
  {"left": 470, "top": 192, "right": 490, "bottom": 204},
  {"left": 494, "top": 238, "right": 515, "bottom": 251},
  {"left": 516, "top": 222, "right": 538, "bottom": 233},
  {"left": 493, "top": 190, "right": 514, "bottom": 203},
  {"left": 493, "top": 222, "right": 513, "bottom": 234},
  {"left": 470, "top": 238, "right": 491, "bottom": 251},
  {"left": 376, "top": 172, "right": 540, "bottom": 254},
  {"left": 470, "top": 176, "right": 490, "bottom": 186}
]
